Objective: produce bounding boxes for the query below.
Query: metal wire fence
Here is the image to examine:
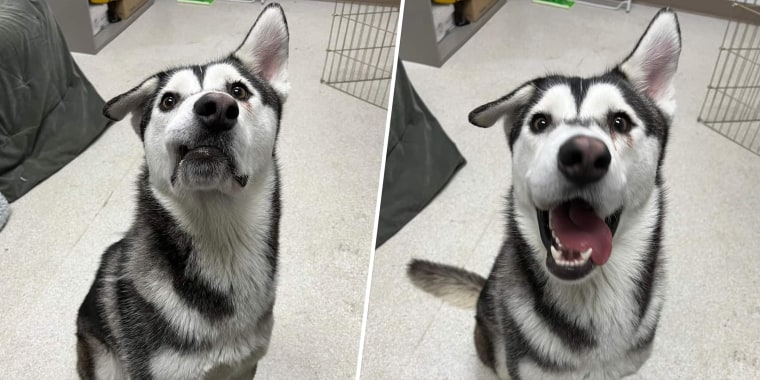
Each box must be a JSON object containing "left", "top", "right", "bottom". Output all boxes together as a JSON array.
[
  {"left": 320, "top": 1, "right": 399, "bottom": 110},
  {"left": 699, "top": 0, "right": 760, "bottom": 155}
]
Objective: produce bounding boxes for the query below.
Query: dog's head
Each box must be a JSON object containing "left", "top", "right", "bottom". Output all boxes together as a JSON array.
[
  {"left": 469, "top": 9, "right": 680, "bottom": 282},
  {"left": 103, "top": 4, "right": 288, "bottom": 196}
]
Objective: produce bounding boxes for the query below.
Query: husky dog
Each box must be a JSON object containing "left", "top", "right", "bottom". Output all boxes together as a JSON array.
[
  {"left": 408, "top": 9, "right": 681, "bottom": 380},
  {"left": 75, "top": 4, "right": 289, "bottom": 379}
]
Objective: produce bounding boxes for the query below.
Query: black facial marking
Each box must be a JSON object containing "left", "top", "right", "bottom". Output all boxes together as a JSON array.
[
  {"left": 139, "top": 100, "right": 154, "bottom": 140},
  {"left": 225, "top": 56, "right": 283, "bottom": 122},
  {"left": 506, "top": 72, "right": 669, "bottom": 170},
  {"left": 508, "top": 82, "right": 543, "bottom": 147},
  {"left": 604, "top": 69, "right": 669, "bottom": 139},
  {"left": 192, "top": 65, "right": 205, "bottom": 84},
  {"left": 131, "top": 52, "right": 287, "bottom": 142},
  {"left": 569, "top": 76, "right": 588, "bottom": 113}
]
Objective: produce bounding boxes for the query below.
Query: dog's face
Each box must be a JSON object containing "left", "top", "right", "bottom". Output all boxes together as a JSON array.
[
  {"left": 103, "top": 4, "right": 289, "bottom": 196},
  {"left": 469, "top": 10, "right": 680, "bottom": 282}
]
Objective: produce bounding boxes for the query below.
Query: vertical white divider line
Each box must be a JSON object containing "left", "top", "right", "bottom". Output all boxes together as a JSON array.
[{"left": 354, "top": 1, "right": 406, "bottom": 378}]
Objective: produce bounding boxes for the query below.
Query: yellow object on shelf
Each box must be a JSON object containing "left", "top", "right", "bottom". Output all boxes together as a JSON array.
[
  {"left": 90, "top": 0, "right": 109, "bottom": 4},
  {"left": 432, "top": 0, "right": 457, "bottom": 4}
]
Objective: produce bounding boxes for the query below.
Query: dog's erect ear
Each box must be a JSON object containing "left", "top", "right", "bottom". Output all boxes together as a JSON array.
[
  {"left": 619, "top": 9, "right": 681, "bottom": 117},
  {"left": 103, "top": 77, "right": 159, "bottom": 134},
  {"left": 468, "top": 83, "right": 534, "bottom": 128},
  {"left": 233, "top": 3, "right": 289, "bottom": 102}
]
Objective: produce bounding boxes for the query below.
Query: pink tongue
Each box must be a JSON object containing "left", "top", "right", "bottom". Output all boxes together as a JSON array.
[{"left": 550, "top": 201, "right": 613, "bottom": 265}]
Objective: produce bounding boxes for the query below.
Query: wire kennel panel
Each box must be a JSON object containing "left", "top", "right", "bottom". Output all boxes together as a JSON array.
[
  {"left": 698, "top": 0, "right": 760, "bottom": 155},
  {"left": 321, "top": 1, "right": 400, "bottom": 110}
]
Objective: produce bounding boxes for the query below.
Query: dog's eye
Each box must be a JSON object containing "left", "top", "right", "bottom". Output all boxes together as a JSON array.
[
  {"left": 610, "top": 113, "right": 632, "bottom": 133},
  {"left": 530, "top": 114, "right": 552, "bottom": 133},
  {"left": 160, "top": 93, "right": 177, "bottom": 111},
  {"left": 230, "top": 84, "right": 248, "bottom": 100}
]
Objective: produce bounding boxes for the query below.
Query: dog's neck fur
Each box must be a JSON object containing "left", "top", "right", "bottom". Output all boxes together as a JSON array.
[{"left": 138, "top": 158, "right": 278, "bottom": 290}]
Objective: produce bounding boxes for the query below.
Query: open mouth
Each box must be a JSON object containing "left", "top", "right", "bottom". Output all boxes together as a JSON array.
[
  {"left": 537, "top": 199, "right": 622, "bottom": 281},
  {"left": 173, "top": 145, "right": 248, "bottom": 187}
]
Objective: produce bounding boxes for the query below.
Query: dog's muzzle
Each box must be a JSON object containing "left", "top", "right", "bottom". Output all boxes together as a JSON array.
[
  {"left": 530, "top": 136, "right": 618, "bottom": 280},
  {"left": 537, "top": 200, "right": 622, "bottom": 281},
  {"left": 168, "top": 93, "right": 249, "bottom": 189}
]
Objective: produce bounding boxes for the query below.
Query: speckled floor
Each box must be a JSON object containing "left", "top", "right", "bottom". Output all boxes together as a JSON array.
[
  {"left": 0, "top": 1, "right": 385, "bottom": 379},
  {"left": 362, "top": 1, "right": 760, "bottom": 379}
]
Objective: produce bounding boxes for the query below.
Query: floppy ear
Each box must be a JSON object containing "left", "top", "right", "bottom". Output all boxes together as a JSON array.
[
  {"left": 233, "top": 3, "right": 290, "bottom": 102},
  {"left": 468, "top": 83, "right": 534, "bottom": 128},
  {"left": 618, "top": 9, "right": 681, "bottom": 117},
  {"left": 103, "top": 77, "right": 159, "bottom": 135}
]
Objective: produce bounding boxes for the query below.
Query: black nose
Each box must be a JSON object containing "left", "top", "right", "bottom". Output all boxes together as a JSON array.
[
  {"left": 557, "top": 136, "right": 611, "bottom": 186},
  {"left": 193, "top": 93, "right": 239, "bottom": 132}
]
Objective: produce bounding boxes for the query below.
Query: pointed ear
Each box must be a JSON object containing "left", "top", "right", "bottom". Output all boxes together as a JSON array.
[
  {"left": 468, "top": 83, "right": 535, "bottom": 128},
  {"left": 619, "top": 9, "right": 681, "bottom": 117},
  {"left": 233, "top": 3, "right": 290, "bottom": 102},
  {"left": 103, "top": 77, "right": 159, "bottom": 134}
]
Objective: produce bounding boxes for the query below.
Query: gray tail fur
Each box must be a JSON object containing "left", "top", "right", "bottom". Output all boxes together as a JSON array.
[{"left": 407, "top": 259, "right": 486, "bottom": 309}]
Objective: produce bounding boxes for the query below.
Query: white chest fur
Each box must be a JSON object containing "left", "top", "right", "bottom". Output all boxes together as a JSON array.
[{"left": 138, "top": 165, "right": 278, "bottom": 379}]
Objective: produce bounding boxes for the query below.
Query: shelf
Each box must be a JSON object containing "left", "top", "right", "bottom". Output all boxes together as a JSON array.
[
  {"left": 437, "top": 0, "right": 506, "bottom": 65},
  {"left": 93, "top": 0, "right": 154, "bottom": 53},
  {"left": 46, "top": 0, "right": 154, "bottom": 55},
  {"left": 399, "top": 0, "right": 506, "bottom": 67}
]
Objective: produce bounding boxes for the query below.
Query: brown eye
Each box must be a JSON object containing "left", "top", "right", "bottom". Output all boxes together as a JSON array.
[
  {"left": 530, "top": 113, "right": 551, "bottom": 133},
  {"left": 160, "top": 93, "right": 177, "bottom": 111},
  {"left": 231, "top": 84, "right": 248, "bottom": 100},
  {"left": 610, "top": 112, "right": 632, "bottom": 133}
]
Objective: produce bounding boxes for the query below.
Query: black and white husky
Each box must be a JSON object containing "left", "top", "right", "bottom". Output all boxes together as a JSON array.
[
  {"left": 75, "top": 4, "right": 289, "bottom": 379},
  {"left": 408, "top": 9, "right": 681, "bottom": 380}
]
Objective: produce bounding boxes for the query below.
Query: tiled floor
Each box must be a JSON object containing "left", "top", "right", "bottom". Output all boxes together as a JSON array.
[
  {"left": 0, "top": 1, "right": 385, "bottom": 379},
  {"left": 362, "top": 2, "right": 760, "bottom": 379}
]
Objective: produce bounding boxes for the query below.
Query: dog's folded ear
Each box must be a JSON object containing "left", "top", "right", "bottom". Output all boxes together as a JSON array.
[
  {"left": 103, "top": 76, "right": 159, "bottom": 134},
  {"left": 618, "top": 8, "right": 681, "bottom": 118},
  {"left": 233, "top": 3, "right": 290, "bottom": 102},
  {"left": 468, "top": 83, "right": 534, "bottom": 128}
]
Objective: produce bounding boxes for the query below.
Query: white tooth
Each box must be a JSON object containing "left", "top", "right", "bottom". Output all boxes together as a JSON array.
[
  {"left": 581, "top": 248, "right": 592, "bottom": 261},
  {"left": 551, "top": 246, "right": 562, "bottom": 261}
]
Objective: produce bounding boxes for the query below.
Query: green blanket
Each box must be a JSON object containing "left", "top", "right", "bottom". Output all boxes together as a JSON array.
[
  {"left": 377, "top": 62, "right": 466, "bottom": 247},
  {"left": 0, "top": 0, "right": 108, "bottom": 202}
]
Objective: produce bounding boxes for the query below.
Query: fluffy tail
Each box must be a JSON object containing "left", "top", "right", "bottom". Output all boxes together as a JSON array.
[{"left": 407, "top": 259, "right": 486, "bottom": 309}]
